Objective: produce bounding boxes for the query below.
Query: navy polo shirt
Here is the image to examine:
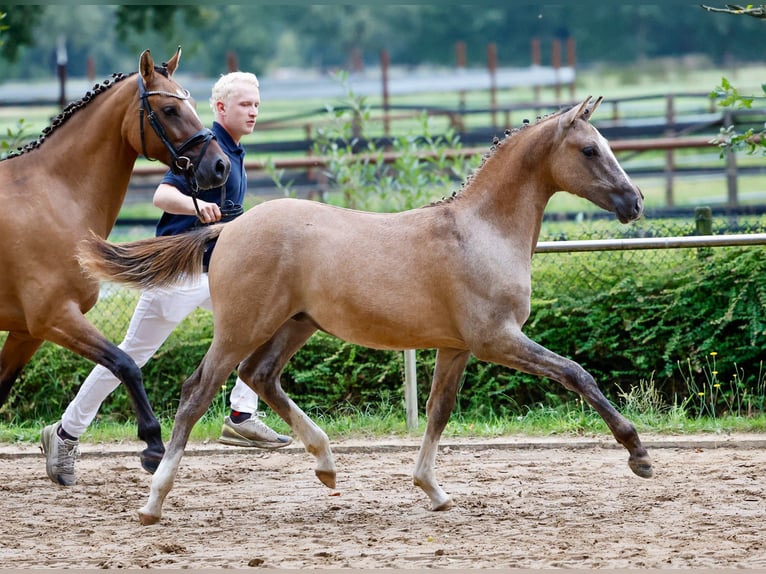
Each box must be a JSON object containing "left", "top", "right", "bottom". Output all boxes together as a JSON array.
[{"left": 155, "top": 121, "right": 247, "bottom": 238}]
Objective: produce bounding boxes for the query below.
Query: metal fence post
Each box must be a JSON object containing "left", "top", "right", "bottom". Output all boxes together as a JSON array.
[
  {"left": 694, "top": 206, "right": 713, "bottom": 258},
  {"left": 403, "top": 349, "right": 418, "bottom": 431}
]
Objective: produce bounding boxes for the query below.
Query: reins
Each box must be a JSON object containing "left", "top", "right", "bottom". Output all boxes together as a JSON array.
[{"left": 137, "top": 73, "right": 217, "bottom": 221}]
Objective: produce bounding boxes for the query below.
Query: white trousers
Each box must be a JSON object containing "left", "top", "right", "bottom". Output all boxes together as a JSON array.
[{"left": 61, "top": 274, "right": 259, "bottom": 437}]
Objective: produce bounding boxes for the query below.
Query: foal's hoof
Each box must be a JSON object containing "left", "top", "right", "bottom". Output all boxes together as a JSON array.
[
  {"left": 628, "top": 455, "right": 654, "bottom": 479},
  {"left": 140, "top": 450, "right": 163, "bottom": 475},
  {"left": 315, "top": 469, "right": 337, "bottom": 489},
  {"left": 431, "top": 496, "right": 454, "bottom": 512},
  {"left": 138, "top": 508, "right": 160, "bottom": 526}
]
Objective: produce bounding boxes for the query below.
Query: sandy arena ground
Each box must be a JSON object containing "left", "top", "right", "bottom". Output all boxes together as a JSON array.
[{"left": 0, "top": 432, "right": 765, "bottom": 569}]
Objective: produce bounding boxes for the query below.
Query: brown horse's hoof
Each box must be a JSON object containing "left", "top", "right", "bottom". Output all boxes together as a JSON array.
[
  {"left": 315, "top": 469, "right": 336, "bottom": 489},
  {"left": 140, "top": 450, "right": 163, "bottom": 475},
  {"left": 628, "top": 455, "right": 654, "bottom": 478}
]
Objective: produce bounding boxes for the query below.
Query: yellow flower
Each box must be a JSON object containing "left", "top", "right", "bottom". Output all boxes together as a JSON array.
[
  {"left": 712, "top": 371, "right": 718, "bottom": 376},
  {"left": 710, "top": 352, "right": 718, "bottom": 356},
  {"left": 713, "top": 383, "right": 721, "bottom": 389},
  {"left": 698, "top": 392, "right": 705, "bottom": 397}
]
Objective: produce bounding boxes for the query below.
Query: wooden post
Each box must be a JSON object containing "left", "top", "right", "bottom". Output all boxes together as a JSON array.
[
  {"left": 456, "top": 41, "right": 466, "bottom": 129},
  {"left": 724, "top": 110, "right": 739, "bottom": 207},
  {"left": 226, "top": 51, "right": 238, "bottom": 72},
  {"left": 487, "top": 43, "right": 497, "bottom": 129},
  {"left": 566, "top": 37, "right": 576, "bottom": 100},
  {"left": 404, "top": 350, "right": 418, "bottom": 431},
  {"left": 381, "top": 49, "right": 390, "bottom": 137},
  {"left": 531, "top": 38, "right": 541, "bottom": 107},
  {"left": 551, "top": 38, "right": 561, "bottom": 104},
  {"left": 56, "top": 36, "right": 67, "bottom": 110},
  {"left": 86, "top": 56, "right": 95, "bottom": 82},
  {"left": 665, "top": 94, "right": 676, "bottom": 208}
]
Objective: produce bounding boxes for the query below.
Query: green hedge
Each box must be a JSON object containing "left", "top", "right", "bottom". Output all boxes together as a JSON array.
[{"left": 4, "top": 242, "right": 764, "bottom": 423}]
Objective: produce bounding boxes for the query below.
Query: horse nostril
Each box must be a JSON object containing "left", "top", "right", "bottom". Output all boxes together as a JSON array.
[{"left": 215, "top": 158, "right": 228, "bottom": 180}]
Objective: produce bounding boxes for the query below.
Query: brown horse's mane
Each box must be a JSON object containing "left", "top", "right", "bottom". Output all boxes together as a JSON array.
[
  {"left": 425, "top": 106, "right": 569, "bottom": 208},
  {"left": 2, "top": 64, "right": 171, "bottom": 161},
  {"left": 2, "top": 72, "right": 133, "bottom": 160}
]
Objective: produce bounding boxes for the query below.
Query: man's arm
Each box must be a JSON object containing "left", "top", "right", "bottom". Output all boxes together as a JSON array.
[{"left": 153, "top": 183, "right": 222, "bottom": 224}]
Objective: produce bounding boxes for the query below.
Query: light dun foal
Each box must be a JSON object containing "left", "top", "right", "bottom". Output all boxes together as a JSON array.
[{"left": 78, "top": 96, "right": 651, "bottom": 525}]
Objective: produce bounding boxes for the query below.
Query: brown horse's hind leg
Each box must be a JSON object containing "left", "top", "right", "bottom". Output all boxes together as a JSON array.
[
  {"left": 413, "top": 348, "right": 471, "bottom": 511},
  {"left": 237, "top": 319, "right": 336, "bottom": 489},
  {"left": 0, "top": 332, "right": 43, "bottom": 407},
  {"left": 477, "top": 329, "right": 653, "bottom": 479}
]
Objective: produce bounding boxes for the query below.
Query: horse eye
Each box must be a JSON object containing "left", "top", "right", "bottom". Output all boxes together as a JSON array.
[
  {"left": 162, "top": 105, "right": 179, "bottom": 117},
  {"left": 582, "top": 146, "right": 597, "bottom": 158}
]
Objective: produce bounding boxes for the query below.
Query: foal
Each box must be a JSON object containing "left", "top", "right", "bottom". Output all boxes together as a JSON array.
[{"left": 79, "top": 96, "right": 651, "bottom": 525}]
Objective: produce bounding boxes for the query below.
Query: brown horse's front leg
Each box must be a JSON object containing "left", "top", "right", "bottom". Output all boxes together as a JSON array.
[
  {"left": 477, "top": 329, "right": 653, "bottom": 479},
  {"left": 0, "top": 332, "right": 43, "bottom": 407},
  {"left": 42, "top": 313, "right": 165, "bottom": 472},
  {"left": 413, "top": 348, "right": 471, "bottom": 511}
]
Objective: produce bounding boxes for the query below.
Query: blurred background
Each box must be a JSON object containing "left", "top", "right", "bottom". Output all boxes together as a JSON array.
[{"left": 3, "top": 3, "right": 766, "bottom": 424}]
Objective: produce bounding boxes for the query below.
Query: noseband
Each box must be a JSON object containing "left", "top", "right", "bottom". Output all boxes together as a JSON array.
[{"left": 137, "top": 73, "right": 218, "bottom": 219}]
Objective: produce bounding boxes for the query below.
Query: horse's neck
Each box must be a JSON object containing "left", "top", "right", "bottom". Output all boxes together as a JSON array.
[
  {"left": 460, "top": 133, "right": 555, "bottom": 250},
  {"left": 40, "top": 87, "right": 138, "bottom": 234}
]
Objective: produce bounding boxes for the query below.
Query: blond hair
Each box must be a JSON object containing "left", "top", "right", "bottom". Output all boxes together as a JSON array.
[{"left": 209, "top": 72, "right": 259, "bottom": 111}]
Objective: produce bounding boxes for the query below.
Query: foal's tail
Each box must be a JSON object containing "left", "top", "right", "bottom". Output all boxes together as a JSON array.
[{"left": 77, "top": 225, "right": 225, "bottom": 290}]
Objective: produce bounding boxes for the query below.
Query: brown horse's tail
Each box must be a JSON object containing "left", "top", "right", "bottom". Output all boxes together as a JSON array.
[{"left": 77, "top": 225, "right": 225, "bottom": 290}]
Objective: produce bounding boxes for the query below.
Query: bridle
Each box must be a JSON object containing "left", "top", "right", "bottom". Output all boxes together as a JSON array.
[{"left": 137, "top": 72, "right": 219, "bottom": 219}]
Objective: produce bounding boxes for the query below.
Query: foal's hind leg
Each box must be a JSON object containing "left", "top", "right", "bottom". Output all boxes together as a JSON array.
[
  {"left": 0, "top": 332, "right": 43, "bottom": 407},
  {"left": 139, "top": 349, "right": 239, "bottom": 525},
  {"left": 479, "top": 328, "right": 652, "bottom": 478},
  {"left": 413, "top": 348, "right": 471, "bottom": 511},
  {"left": 237, "top": 319, "right": 337, "bottom": 489}
]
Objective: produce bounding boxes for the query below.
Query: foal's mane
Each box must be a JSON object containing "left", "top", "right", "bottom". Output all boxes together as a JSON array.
[
  {"left": 426, "top": 105, "right": 570, "bottom": 207},
  {"left": 3, "top": 64, "right": 171, "bottom": 161}
]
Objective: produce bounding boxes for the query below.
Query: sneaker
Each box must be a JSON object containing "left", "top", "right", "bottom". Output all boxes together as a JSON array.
[
  {"left": 40, "top": 423, "right": 80, "bottom": 486},
  {"left": 218, "top": 413, "right": 292, "bottom": 449}
]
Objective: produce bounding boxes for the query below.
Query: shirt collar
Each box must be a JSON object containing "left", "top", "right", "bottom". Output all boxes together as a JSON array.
[{"left": 211, "top": 121, "right": 244, "bottom": 155}]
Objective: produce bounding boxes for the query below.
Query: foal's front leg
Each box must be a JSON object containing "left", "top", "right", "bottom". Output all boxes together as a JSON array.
[
  {"left": 413, "top": 348, "right": 471, "bottom": 511},
  {"left": 481, "top": 328, "right": 653, "bottom": 479}
]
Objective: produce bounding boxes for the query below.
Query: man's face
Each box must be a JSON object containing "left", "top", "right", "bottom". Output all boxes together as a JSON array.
[{"left": 217, "top": 82, "right": 260, "bottom": 142}]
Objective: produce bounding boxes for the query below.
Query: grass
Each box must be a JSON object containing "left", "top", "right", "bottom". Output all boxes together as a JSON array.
[{"left": 4, "top": 397, "right": 765, "bottom": 447}]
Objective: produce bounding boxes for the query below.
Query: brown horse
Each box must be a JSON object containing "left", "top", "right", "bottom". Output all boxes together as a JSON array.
[
  {"left": 78, "top": 96, "right": 652, "bottom": 525},
  {"left": 0, "top": 48, "right": 230, "bottom": 471}
]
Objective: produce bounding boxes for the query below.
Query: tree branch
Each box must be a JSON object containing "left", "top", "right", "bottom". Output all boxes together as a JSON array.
[{"left": 701, "top": 4, "right": 766, "bottom": 19}]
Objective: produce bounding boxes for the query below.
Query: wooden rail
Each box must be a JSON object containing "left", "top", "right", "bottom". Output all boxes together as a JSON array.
[{"left": 130, "top": 135, "right": 718, "bottom": 178}]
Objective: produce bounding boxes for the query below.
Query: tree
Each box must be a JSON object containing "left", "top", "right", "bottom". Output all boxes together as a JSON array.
[
  {"left": 703, "top": 4, "right": 766, "bottom": 155},
  {"left": 0, "top": 5, "right": 44, "bottom": 62}
]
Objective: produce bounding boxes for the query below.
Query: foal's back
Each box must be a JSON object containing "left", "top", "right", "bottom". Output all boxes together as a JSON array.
[{"left": 208, "top": 197, "right": 492, "bottom": 350}]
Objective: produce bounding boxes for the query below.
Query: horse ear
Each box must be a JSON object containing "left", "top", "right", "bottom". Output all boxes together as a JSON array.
[
  {"left": 165, "top": 46, "right": 182, "bottom": 76},
  {"left": 139, "top": 50, "right": 154, "bottom": 84},
  {"left": 589, "top": 96, "right": 603, "bottom": 118},
  {"left": 565, "top": 96, "right": 593, "bottom": 126}
]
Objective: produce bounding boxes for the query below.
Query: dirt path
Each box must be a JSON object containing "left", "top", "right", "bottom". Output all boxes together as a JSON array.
[{"left": 1, "top": 433, "right": 765, "bottom": 569}]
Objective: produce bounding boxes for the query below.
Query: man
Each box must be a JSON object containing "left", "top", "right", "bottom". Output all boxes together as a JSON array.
[{"left": 41, "top": 71, "right": 291, "bottom": 487}]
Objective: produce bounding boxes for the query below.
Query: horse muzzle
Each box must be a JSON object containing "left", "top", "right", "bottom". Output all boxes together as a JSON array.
[{"left": 613, "top": 184, "right": 644, "bottom": 224}]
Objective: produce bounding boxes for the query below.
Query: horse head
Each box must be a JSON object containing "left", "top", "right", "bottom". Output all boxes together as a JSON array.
[
  {"left": 552, "top": 96, "right": 643, "bottom": 223},
  {"left": 134, "top": 47, "right": 230, "bottom": 190}
]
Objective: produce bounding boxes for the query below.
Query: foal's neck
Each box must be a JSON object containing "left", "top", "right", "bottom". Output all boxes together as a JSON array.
[{"left": 461, "top": 128, "right": 556, "bottom": 245}]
